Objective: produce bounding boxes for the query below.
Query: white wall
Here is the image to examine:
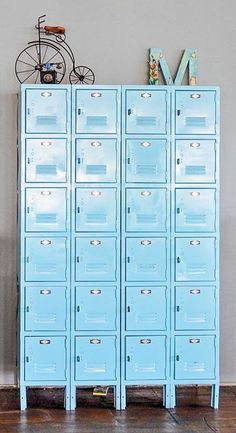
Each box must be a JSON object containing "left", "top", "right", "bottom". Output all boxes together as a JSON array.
[{"left": 0, "top": 0, "right": 235, "bottom": 384}]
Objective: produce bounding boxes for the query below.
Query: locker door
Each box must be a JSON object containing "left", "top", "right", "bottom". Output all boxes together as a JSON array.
[
  {"left": 76, "top": 139, "right": 117, "bottom": 183},
  {"left": 175, "top": 189, "right": 216, "bottom": 233},
  {"left": 75, "top": 188, "right": 117, "bottom": 232},
  {"left": 175, "top": 286, "right": 216, "bottom": 331},
  {"left": 25, "top": 336, "right": 67, "bottom": 381},
  {"left": 25, "top": 139, "right": 67, "bottom": 183},
  {"left": 126, "top": 238, "right": 167, "bottom": 281},
  {"left": 25, "top": 238, "right": 67, "bottom": 282},
  {"left": 125, "top": 336, "right": 166, "bottom": 380},
  {"left": 75, "top": 89, "right": 118, "bottom": 133},
  {"left": 125, "top": 90, "right": 167, "bottom": 134},
  {"left": 175, "top": 336, "right": 216, "bottom": 379},
  {"left": 25, "top": 188, "right": 67, "bottom": 232},
  {"left": 75, "top": 286, "right": 117, "bottom": 331},
  {"left": 175, "top": 238, "right": 216, "bottom": 281},
  {"left": 175, "top": 90, "right": 216, "bottom": 134},
  {"left": 25, "top": 286, "right": 67, "bottom": 331},
  {"left": 126, "top": 188, "right": 166, "bottom": 232},
  {"left": 75, "top": 336, "right": 117, "bottom": 380},
  {"left": 126, "top": 139, "right": 167, "bottom": 183},
  {"left": 25, "top": 89, "right": 68, "bottom": 133},
  {"left": 75, "top": 238, "right": 117, "bottom": 281},
  {"left": 175, "top": 140, "right": 216, "bottom": 183},
  {"left": 126, "top": 287, "right": 167, "bottom": 331}
]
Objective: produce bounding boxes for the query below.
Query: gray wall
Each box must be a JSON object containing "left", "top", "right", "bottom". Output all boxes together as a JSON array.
[{"left": 0, "top": 0, "right": 235, "bottom": 384}]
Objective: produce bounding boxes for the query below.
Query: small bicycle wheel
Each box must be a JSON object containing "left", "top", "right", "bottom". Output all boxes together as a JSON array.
[
  {"left": 69, "top": 66, "right": 95, "bottom": 84},
  {"left": 15, "top": 42, "right": 66, "bottom": 84}
]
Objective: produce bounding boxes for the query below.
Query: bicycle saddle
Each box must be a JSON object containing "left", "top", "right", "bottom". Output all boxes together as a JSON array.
[{"left": 44, "top": 26, "right": 65, "bottom": 34}]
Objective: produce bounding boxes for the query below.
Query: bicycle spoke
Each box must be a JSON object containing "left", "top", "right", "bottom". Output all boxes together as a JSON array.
[
  {"left": 22, "top": 70, "right": 37, "bottom": 83},
  {"left": 44, "top": 51, "right": 60, "bottom": 64},
  {"left": 25, "top": 49, "right": 38, "bottom": 64},
  {"left": 17, "top": 69, "right": 35, "bottom": 74},
  {"left": 18, "top": 59, "right": 35, "bottom": 68},
  {"left": 35, "top": 45, "right": 40, "bottom": 61},
  {"left": 35, "top": 71, "right": 39, "bottom": 84}
]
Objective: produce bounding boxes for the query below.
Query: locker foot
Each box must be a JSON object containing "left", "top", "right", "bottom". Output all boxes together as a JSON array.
[
  {"left": 64, "top": 385, "right": 71, "bottom": 410},
  {"left": 20, "top": 386, "right": 27, "bottom": 410},
  {"left": 120, "top": 385, "right": 126, "bottom": 410},
  {"left": 70, "top": 386, "right": 76, "bottom": 411},
  {"left": 211, "top": 384, "right": 219, "bottom": 409},
  {"left": 114, "top": 385, "right": 121, "bottom": 410},
  {"left": 169, "top": 384, "right": 176, "bottom": 408}
]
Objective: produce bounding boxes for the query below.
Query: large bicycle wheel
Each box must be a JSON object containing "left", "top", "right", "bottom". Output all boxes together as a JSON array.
[
  {"left": 69, "top": 66, "right": 95, "bottom": 84},
  {"left": 15, "top": 42, "right": 66, "bottom": 84}
]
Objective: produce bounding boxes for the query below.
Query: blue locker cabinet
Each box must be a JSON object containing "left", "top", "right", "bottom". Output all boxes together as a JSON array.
[
  {"left": 18, "top": 85, "right": 71, "bottom": 410},
  {"left": 71, "top": 86, "right": 121, "bottom": 411},
  {"left": 19, "top": 85, "right": 219, "bottom": 411}
]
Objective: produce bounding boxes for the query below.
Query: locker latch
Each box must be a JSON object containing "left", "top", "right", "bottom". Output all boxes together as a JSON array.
[
  {"left": 140, "top": 339, "right": 151, "bottom": 344},
  {"left": 90, "top": 339, "right": 101, "bottom": 344},
  {"left": 128, "top": 108, "right": 133, "bottom": 116},
  {"left": 177, "top": 110, "right": 181, "bottom": 116},
  {"left": 189, "top": 338, "right": 200, "bottom": 344}
]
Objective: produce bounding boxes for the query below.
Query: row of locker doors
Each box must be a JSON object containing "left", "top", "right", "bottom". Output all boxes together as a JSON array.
[
  {"left": 24, "top": 187, "right": 217, "bottom": 233},
  {"left": 24, "top": 335, "right": 216, "bottom": 382},
  {"left": 24, "top": 88, "right": 217, "bottom": 135},
  {"left": 24, "top": 237, "right": 217, "bottom": 282},
  {"left": 25, "top": 138, "right": 217, "bottom": 184},
  {"left": 24, "top": 285, "right": 217, "bottom": 331}
]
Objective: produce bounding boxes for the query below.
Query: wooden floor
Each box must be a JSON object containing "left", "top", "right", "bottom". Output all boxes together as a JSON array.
[{"left": 0, "top": 386, "right": 236, "bottom": 432}]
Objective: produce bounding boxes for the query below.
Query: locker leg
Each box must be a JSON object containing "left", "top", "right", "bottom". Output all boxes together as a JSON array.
[
  {"left": 114, "top": 385, "right": 121, "bottom": 410},
  {"left": 120, "top": 384, "right": 126, "bottom": 410},
  {"left": 169, "top": 384, "right": 176, "bottom": 408},
  {"left": 70, "top": 385, "right": 76, "bottom": 411},
  {"left": 20, "top": 386, "right": 27, "bottom": 410},
  {"left": 64, "top": 385, "right": 71, "bottom": 410},
  {"left": 163, "top": 385, "right": 166, "bottom": 407},
  {"left": 164, "top": 384, "right": 171, "bottom": 408},
  {"left": 211, "top": 384, "right": 219, "bottom": 409}
]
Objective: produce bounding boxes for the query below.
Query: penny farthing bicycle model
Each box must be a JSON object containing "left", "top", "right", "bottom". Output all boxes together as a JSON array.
[{"left": 15, "top": 14, "right": 95, "bottom": 85}]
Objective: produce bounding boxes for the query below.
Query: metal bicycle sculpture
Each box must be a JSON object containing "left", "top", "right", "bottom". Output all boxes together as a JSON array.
[{"left": 15, "top": 15, "right": 95, "bottom": 85}]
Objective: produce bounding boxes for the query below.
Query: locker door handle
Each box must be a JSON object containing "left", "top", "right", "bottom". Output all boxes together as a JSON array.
[
  {"left": 76, "top": 356, "right": 81, "bottom": 362},
  {"left": 127, "top": 356, "right": 130, "bottom": 362},
  {"left": 128, "top": 109, "right": 133, "bottom": 116},
  {"left": 177, "top": 109, "right": 181, "bottom": 116},
  {"left": 127, "top": 306, "right": 130, "bottom": 312},
  {"left": 78, "top": 108, "right": 82, "bottom": 115},
  {"left": 127, "top": 207, "right": 131, "bottom": 214},
  {"left": 77, "top": 207, "right": 80, "bottom": 213},
  {"left": 176, "top": 158, "right": 181, "bottom": 165},
  {"left": 26, "top": 356, "right": 29, "bottom": 363},
  {"left": 127, "top": 257, "right": 130, "bottom": 263},
  {"left": 176, "top": 355, "right": 179, "bottom": 361},
  {"left": 27, "top": 157, "right": 30, "bottom": 164},
  {"left": 77, "top": 157, "right": 81, "bottom": 164},
  {"left": 77, "top": 306, "right": 80, "bottom": 312},
  {"left": 76, "top": 257, "right": 80, "bottom": 263},
  {"left": 176, "top": 306, "right": 180, "bottom": 312},
  {"left": 27, "top": 108, "right": 30, "bottom": 116},
  {"left": 177, "top": 257, "right": 181, "bottom": 263},
  {"left": 26, "top": 257, "right": 30, "bottom": 263},
  {"left": 127, "top": 158, "right": 130, "bottom": 164},
  {"left": 26, "top": 306, "right": 29, "bottom": 313},
  {"left": 176, "top": 208, "right": 181, "bottom": 214},
  {"left": 27, "top": 207, "right": 30, "bottom": 214}
]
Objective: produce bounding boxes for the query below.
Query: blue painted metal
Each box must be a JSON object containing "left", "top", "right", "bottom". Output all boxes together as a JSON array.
[{"left": 19, "top": 84, "right": 219, "bottom": 411}]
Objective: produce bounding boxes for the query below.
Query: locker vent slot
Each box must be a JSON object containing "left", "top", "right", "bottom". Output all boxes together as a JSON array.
[
  {"left": 84, "top": 363, "right": 106, "bottom": 373},
  {"left": 135, "top": 362, "right": 157, "bottom": 373},
  {"left": 34, "top": 313, "right": 57, "bottom": 323},
  {"left": 185, "top": 117, "right": 206, "bottom": 127},
  {"left": 184, "top": 214, "right": 207, "bottom": 224},
  {"left": 85, "top": 313, "right": 107, "bottom": 324},
  {"left": 184, "top": 362, "right": 206, "bottom": 372},
  {"left": 86, "top": 165, "right": 107, "bottom": 175},
  {"left": 34, "top": 363, "right": 57, "bottom": 373},
  {"left": 136, "top": 116, "right": 156, "bottom": 126},
  {"left": 86, "top": 116, "right": 107, "bottom": 126},
  {"left": 186, "top": 264, "right": 207, "bottom": 275},
  {"left": 36, "top": 165, "right": 57, "bottom": 175},
  {"left": 36, "top": 213, "right": 57, "bottom": 224},
  {"left": 35, "top": 264, "right": 57, "bottom": 273},
  {"left": 86, "top": 213, "right": 107, "bottom": 224},
  {"left": 85, "top": 264, "right": 108, "bottom": 273},
  {"left": 137, "top": 264, "right": 157, "bottom": 272},
  {"left": 136, "top": 165, "right": 157, "bottom": 175},
  {"left": 185, "top": 165, "right": 206, "bottom": 176},
  {"left": 184, "top": 313, "right": 207, "bottom": 323},
  {"left": 136, "top": 313, "right": 158, "bottom": 323},
  {"left": 136, "top": 214, "right": 157, "bottom": 224},
  {"left": 36, "top": 116, "right": 57, "bottom": 125}
]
